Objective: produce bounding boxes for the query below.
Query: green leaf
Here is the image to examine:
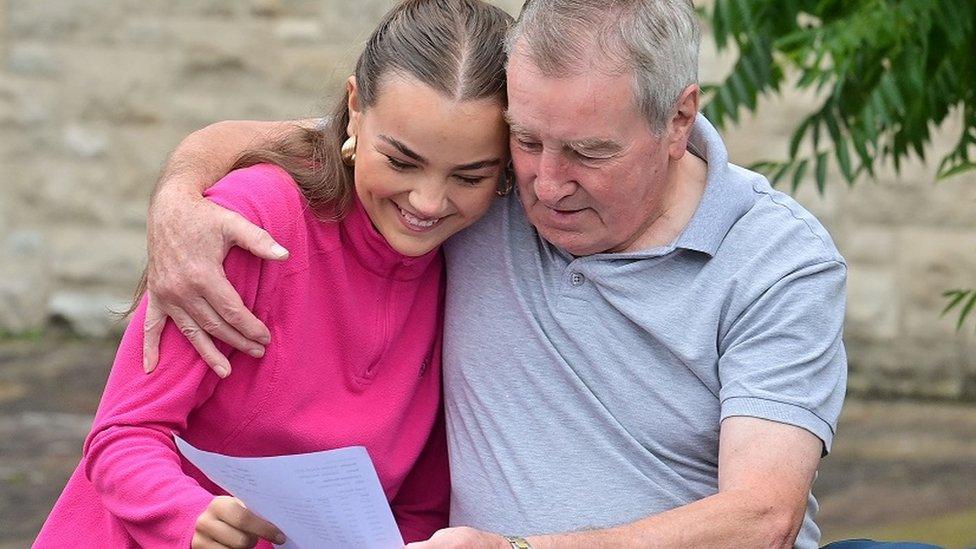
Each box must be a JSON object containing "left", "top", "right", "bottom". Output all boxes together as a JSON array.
[
  {"left": 942, "top": 289, "right": 970, "bottom": 315},
  {"left": 771, "top": 161, "right": 793, "bottom": 187},
  {"left": 835, "top": 139, "right": 854, "bottom": 183},
  {"left": 729, "top": 70, "right": 756, "bottom": 110},
  {"left": 956, "top": 292, "right": 976, "bottom": 331},
  {"left": 791, "top": 158, "right": 809, "bottom": 192},
  {"left": 815, "top": 151, "right": 829, "bottom": 194},
  {"left": 938, "top": 159, "right": 976, "bottom": 180},
  {"left": 713, "top": 0, "right": 731, "bottom": 49},
  {"left": 789, "top": 117, "right": 812, "bottom": 157},
  {"left": 718, "top": 84, "right": 739, "bottom": 124},
  {"left": 880, "top": 74, "right": 906, "bottom": 115}
]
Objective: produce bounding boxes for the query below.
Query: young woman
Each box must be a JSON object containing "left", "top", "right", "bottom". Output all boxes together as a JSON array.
[{"left": 34, "top": 1, "right": 512, "bottom": 547}]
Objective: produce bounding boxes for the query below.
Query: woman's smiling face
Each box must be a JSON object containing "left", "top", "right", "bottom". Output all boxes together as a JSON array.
[{"left": 347, "top": 74, "right": 510, "bottom": 257}]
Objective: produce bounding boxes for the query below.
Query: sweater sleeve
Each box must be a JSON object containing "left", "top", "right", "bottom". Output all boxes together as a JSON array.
[
  {"left": 82, "top": 164, "right": 302, "bottom": 547},
  {"left": 390, "top": 407, "right": 451, "bottom": 542}
]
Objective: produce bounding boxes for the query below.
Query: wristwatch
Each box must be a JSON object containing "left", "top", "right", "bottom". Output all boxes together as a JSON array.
[{"left": 504, "top": 535, "right": 533, "bottom": 549}]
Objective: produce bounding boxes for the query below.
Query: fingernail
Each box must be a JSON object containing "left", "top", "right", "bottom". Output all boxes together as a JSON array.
[
  {"left": 143, "top": 356, "right": 150, "bottom": 373},
  {"left": 216, "top": 364, "right": 230, "bottom": 378},
  {"left": 275, "top": 533, "right": 287, "bottom": 545},
  {"left": 249, "top": 347, "right": 264, "bottom": 358},
  {"left": 259, "top": 334, "right": 271, "bottom": 345},
  {"left": 271, "top": 244, "right": 289, "bottom": 259}
]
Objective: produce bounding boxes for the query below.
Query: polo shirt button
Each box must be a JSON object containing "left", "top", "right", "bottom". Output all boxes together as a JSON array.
[{"left": 570, "top": 272, "right": 585, "bottom": 286}]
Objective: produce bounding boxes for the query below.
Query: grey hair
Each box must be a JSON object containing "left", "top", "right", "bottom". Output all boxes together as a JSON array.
[{"left": 506, "top": 0, "right": 700, "bottom": 132}]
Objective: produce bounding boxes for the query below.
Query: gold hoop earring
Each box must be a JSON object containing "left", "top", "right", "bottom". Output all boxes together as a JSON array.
[
  {"left": 341, "top": 135, "right": 357, "bottom": 166},
  {"left": 496, "top": 164, "right": 514, "bottom": 196}
]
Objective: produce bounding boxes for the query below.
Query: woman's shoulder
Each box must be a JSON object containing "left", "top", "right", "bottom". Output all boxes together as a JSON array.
[{"left": 204, "top": 163, "right": 308, "bottom": 228}]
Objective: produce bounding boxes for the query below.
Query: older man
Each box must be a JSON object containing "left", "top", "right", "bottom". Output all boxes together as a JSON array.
[{"left": 146, "top": 1, "right": 846, "bottom": 548}]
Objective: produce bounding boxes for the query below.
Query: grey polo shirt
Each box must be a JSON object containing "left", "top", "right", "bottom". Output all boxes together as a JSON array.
[{"left": 441, "top": 116, "right": 847, "bottom": 548}]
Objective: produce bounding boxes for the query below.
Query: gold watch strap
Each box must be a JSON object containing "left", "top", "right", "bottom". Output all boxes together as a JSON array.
[{"left": 504, "top": 535, "right": 532, "bottom": 549}]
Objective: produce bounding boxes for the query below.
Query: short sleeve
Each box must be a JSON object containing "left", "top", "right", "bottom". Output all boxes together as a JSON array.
[{"left": 718, "top": 259, "right": 848, "bottom": 453}]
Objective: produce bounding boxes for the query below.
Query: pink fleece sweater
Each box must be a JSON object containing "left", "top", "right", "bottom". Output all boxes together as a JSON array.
[{"left": 34, "top": 164, "right": 449, "bottom": 548}]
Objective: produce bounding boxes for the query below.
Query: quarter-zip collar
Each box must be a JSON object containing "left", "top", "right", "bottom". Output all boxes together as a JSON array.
[{"left": 341, "top": 194, "right": 441, "bottom": 281}]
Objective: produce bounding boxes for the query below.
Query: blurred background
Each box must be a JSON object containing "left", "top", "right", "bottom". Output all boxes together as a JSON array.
[{"left": 0, "top": 0, "right": 974, "bottom": 547}]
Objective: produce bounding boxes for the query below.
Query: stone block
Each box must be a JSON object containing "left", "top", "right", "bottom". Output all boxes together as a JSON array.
[
  {"left": 319, "top": 2, "right": 400, "bottom": 44},
  {"left": 0, "top": 230, "right": 50, "bottom": 333},
  {"left": 249, "top": 0, "right": 285, "bottom": 18},
  {"left": 47, "top": 228, "right": 145, "bottom": 288},
  {"left": 846, "top": 336, "right": 965, "bottom": 399},
  {"left": 895, "top": 228, "right": 976, "bottom": 340},
  {"left": 62, "top": 124, "right": 110, "bottom": 159},
  {"left": 47, "top": 291, "right": 131, "bottom": 338},
  {"left": 8, "top": 0, "right": 126, "bottom": 44},
  {"left": 248, "top": 0, "right": 324, "bottom": 18},
  {"left": 6, "top": 43, "right": 61, "bottom": 77},
  {"left": 26, "top": 162, "right": 114, "bottom": 225},
  {"left": 274, "top": 19, "right": 323, "bottom": 45},
  {"left": 845, "top": 264, "right": 899, "bottom": 340},
  {"left": 7, "top": 0, "right": 80, "bottom": 41},
  {"left": 0, "top": 273, "right": 49, "bottom": 334},
  {"left": 834, "top": 166, "right": 976, "bottom": 231},
  {"left": 790, "top": 178, "right": 840, "bottom": 222},
  {"left": 279, "top": 46, "right": 354, "bottom": 96},
  {"left": 168, "top": 88, "right": 314, "bottom": 130},
  {"left": 76, "top": 86, "right": 164, "bottom": 126},
  {"left": 59, "top": 47, "right": 173, "bottom": 125},
  {"left": 121, "top": 18, "right": 173, "bottom": 47},
  {"left": 837, "top": 225, "right": 896, "bottom": 265},
  {"left": 171, "top": 19, "right": 273, "bottom": 76},
  {"left": 181, "top": 43, "right": 250, "bottom": 77},
  {"left": 0, "top": 79, "right": 58, "bottom": 128}
]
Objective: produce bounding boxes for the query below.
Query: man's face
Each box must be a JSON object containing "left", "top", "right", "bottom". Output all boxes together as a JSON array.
[{"left": 506, "top": 50, "right": 679, "bottom": 256}]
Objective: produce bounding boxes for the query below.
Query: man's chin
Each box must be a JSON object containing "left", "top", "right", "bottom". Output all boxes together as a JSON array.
[{"left": 534, "top": 224, "right": 604, "bottom": 256}]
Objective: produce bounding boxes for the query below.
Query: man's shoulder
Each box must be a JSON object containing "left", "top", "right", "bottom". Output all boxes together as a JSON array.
[{"left": 721, "top": 165, "right": 845, "bottom": 269}]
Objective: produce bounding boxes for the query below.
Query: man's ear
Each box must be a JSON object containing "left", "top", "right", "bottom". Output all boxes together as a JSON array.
[
  {"left": 666, "top": 83, "right": 700, "bottom": 159},
  {"left": 346, "top": 75, "right": 361, "bottom": 137}
]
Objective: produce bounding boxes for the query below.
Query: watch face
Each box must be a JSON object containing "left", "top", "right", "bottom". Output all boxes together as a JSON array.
[{"left": 506, "top": 536, "right": 532, "bottom": 549}]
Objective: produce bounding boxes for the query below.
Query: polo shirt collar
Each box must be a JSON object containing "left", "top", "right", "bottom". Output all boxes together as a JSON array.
[{"left": 671, "top": 115, "right": 757, "bottom": 257}]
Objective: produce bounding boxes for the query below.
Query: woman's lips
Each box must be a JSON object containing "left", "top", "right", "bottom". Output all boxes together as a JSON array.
[{"left": 396, "top": 204, "right": 444, "bottom": 232}]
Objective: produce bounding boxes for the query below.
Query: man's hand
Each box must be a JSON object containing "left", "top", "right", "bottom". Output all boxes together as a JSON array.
[
  {"left": 145, "top": 182, "right": 289, "bottom": 377},
  {"left": 192, "top": 496, "right": 286, "bottom": 548},
  {"left": 405, "top": 527, "right": 511, "bottom": 549}
]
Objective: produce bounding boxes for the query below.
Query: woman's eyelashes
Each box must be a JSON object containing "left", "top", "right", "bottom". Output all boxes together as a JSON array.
[
  {"left": 385, "top": 155, "right": 490, "bottom": 187},
  {"left": 385, "top": 155, "right": 415, "bottom": 171}
]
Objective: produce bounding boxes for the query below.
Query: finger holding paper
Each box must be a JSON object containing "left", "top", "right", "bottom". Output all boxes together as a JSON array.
[{"left": 194, "top": 496, "right": 287, "bottom": 549}]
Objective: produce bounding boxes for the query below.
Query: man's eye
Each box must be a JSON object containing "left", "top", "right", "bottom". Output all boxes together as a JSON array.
[
  {"left": 516, "top": 138, "right": 541, "bottom": 151},
  {"left": 386, "top": 156, "right": 414, "bottom": 170},
  {"left": 574, "top": 150, "right": 607, "bottom": 162}
]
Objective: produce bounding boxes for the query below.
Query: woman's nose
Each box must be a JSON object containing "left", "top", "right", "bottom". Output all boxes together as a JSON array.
[{"left": 408, "top": 182, "right": 449, "bottom": 217}]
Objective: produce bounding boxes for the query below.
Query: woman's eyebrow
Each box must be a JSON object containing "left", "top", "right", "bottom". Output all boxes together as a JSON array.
[
  {"left": 381, "top": 134, "right": 499, "bottom": 171},
  {"left": 379, "top": 135, "right": 426, "bottom": 164}
]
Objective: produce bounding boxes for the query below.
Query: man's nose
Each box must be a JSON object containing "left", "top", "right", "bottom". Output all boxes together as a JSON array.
[
  {"left": 533, "top": 151, "right": 574, "bottom": 204},
  {"left": 408, "top": 182, "right": 449, "bottom": 217}
]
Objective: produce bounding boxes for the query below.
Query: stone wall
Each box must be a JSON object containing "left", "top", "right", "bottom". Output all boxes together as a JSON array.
[{"left": 1, "top": 1, "right": 974, "bottom": 398}]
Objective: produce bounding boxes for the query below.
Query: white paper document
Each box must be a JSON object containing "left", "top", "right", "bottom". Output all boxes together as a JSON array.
[{"left": 174, "top": 435, "right": 404, "bottom": 549}]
